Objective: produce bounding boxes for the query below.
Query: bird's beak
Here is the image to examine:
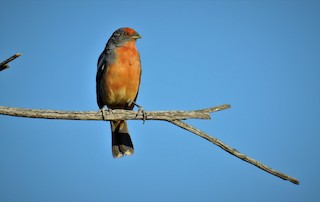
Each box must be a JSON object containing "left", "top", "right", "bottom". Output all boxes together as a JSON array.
[{"left": 132, "top": 33, "right": 142, "bottom": 39}]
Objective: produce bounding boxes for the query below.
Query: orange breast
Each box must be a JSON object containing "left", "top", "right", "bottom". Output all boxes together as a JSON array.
[{"left": 102, "top": 43, "right": 141, "bottom": 109}]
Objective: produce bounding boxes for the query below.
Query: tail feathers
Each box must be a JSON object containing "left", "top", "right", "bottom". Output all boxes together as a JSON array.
[{"left": 110, "top": 121, "right": 134, "bottom": 158}]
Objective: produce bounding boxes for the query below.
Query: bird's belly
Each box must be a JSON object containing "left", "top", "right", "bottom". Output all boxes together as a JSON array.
[{"left": 103, "top": 62, "right": 141, "bottom": 109}]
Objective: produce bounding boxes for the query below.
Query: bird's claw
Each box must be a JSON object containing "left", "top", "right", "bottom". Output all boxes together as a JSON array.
[
  {"left": 128, "top": 100, "right": 147, "bottom": 124},
  {"left": 131, "top": 101, "right": 147, "bottom": 124},
  {"left": 100, "top": 108, "right": 107, "bottom": 121},
  {"left": 100, "top": 107, "right": 113, "bottom": 121},
  {"left": 137, "top": 106, "right": 147, "bottom": 124}
]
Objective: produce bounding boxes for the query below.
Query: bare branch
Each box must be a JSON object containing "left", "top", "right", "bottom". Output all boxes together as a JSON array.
[
  {"left": 0, "top": 53, "right": 22, "bottom": 71},
  {"left": 0, "top": 104, "right": 230, "bottom": 121},
  {"left": 0, "top": 103, "right": 299, "bottom": 185},
  {"left": 169, "top": 119, "right": 300, "bottom": 185}
]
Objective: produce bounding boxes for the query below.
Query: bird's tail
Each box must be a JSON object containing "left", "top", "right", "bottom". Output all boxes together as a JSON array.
[{"left": 110, "top": 120, "right": 134, "bottom": 158}]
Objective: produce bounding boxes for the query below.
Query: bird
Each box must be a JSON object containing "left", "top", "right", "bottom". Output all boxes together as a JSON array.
[{"left": 96, "top": 27, "right": 142, "bottom": 158}]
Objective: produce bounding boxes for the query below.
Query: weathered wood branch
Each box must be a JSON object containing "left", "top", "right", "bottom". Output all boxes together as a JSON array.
[
  {"left": 0, "top": 104, "right": 299, "bottom": 185},
  {"left": 0, "top": 104, "right": 230, "bottom": 121},
  {"left": 1, "top": 51, "right": 300, "bottom": 185},
  {"left": 169, "top": 119, "right": 300, "bottom": 185},
  {"left": 0, "top": 53, "right": 22, "bottom": 71}
]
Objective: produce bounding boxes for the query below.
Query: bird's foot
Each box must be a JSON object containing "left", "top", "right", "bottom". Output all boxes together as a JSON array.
[
  {"left": 100, "top": 108, "right": 107, "bottom": 121},
  {"left": 138, "top": 107, "right": 147, "bottom": 124},
  {"left": 131, "top": 101, "right": 147, "bottom": 124},
  {"left": 100, "top": 107, "right": 113, "bottom": 121}
]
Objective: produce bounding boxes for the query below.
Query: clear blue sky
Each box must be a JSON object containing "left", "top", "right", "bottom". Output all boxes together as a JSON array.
[{"left": 1, "top": 0, "right": 319, "bottom": 201}]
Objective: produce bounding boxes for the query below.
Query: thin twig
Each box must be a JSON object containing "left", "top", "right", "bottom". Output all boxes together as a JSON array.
[
  {"left": 0, "top": 53, "right": 22, "bottom": 71},
  {"left": 169, "top": 119, "right": 300, "bottom": 185},
  {"left": 0, "top": 104, "right": 230, "bottom": 121}
]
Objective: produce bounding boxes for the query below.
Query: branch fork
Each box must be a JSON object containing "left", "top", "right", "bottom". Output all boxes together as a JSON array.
[
  {"left": 0, "top": 53, "right": 299, "bottom": 185},
  {"left": 0, "top": 104, "right": 299, "bottom": 185}
]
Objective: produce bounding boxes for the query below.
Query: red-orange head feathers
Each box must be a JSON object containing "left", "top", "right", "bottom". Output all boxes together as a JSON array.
[{"left": 107, "top": 27, "right": 141, "bottom": 47}]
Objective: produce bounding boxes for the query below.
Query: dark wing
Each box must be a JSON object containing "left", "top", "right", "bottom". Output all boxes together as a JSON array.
[{"left": 96, "top": 50, "right": 106, "bottom": 109}]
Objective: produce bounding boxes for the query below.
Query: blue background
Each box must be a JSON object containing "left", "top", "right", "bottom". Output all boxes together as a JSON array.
[{"left": 1, "top": 1, "right": 319, "bottom": 201}]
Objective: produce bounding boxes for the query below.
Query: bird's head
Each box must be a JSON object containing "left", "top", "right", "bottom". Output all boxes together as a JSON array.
[{"left": 111, "top": 27, "right": 141, "bottom": 44}]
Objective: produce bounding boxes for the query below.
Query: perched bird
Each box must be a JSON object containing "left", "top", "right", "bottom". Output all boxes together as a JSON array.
[{"left": 96, "top": 27, "right": 142, "bottom": 158}]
